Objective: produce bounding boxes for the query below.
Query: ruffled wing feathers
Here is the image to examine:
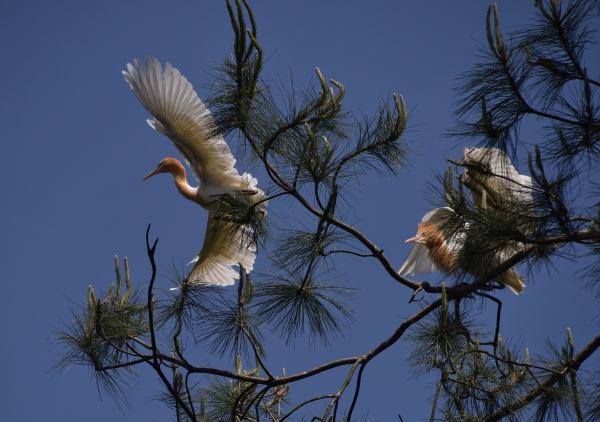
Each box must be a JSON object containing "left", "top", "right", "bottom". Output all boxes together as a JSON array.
[
  {"left": 398, "top": 243, "right": 437, "bottom": 276},
  {"left": 187, "top": 212, "right": 257, "bottom": 286},
  {"left": 123, "top": 57, "right": 240, "bottom": 185},
  {"left": 463, "top": 147, "right": 533, "bottom": 207}
]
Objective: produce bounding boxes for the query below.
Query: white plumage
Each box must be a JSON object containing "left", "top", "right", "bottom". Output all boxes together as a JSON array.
[
  {"left": 399, "top": 148, "right": 532, "bottom": 295},
  {"left": 123, "top": 57, "right": 266, "bottom": 286},
  {"left": 398, "top": 208, "right": 462, "bottom": 276},
  {"left": 461, "top": 147, "right": 533, "bottom": 209}
]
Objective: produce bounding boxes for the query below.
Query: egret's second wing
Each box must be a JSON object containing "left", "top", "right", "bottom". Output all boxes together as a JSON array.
[
  {"left": 399, "top": 243, "right": 437, "bottom": 276},
  {"left": 123, "top": 57, "right": 240, "bottom": 184},
  {"left": 187, "top": 212, "right": 257, "bottom": 286},
  {"left": 462, "top": 147, "right": 533, "bottom": 207}
]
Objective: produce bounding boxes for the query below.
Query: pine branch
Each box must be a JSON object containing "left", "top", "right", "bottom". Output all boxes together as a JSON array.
[{"left": 486, "top": 332, "right": 600, "bottom": 421}]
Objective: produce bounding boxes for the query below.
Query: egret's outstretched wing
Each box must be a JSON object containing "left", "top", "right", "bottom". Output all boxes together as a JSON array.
[
  {"left": 123, "top": 57, "right": 240, "bottom": 186},
  {"left": 187, "top": 212, "right": 257, "bottom": 286},
  {"left": 399, "top": 243, "right": 437, "bottom": 276},
  {"left": 462, "top": 147, "right": 533, "bottom": 208}
]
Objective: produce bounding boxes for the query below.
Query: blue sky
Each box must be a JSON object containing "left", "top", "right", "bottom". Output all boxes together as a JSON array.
[{"left": 1, "top": 1, "right": 599, "bottom": 420}]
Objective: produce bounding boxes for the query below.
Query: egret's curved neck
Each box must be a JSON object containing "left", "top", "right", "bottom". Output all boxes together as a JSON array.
[
  {"left": 420, "top": 222, "right": 458, "bottom": 274},
  {"left": 168, "top": 162, "right": 205, "bottom": 206}
]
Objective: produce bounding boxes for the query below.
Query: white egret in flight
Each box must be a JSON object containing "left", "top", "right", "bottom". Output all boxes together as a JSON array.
[
  {"left": 123, "top": 57, "right": 266, "bottom": 286},
  {"left": 399, "top": 148, "right": 531, "bottom": 294}
]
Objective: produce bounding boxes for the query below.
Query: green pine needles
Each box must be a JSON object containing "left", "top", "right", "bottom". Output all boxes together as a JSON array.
[{"left": 54, "top": 1, "right": 600, "bottom": 421}]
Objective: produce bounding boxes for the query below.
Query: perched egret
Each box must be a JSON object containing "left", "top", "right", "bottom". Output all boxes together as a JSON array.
[
  {"left": 399, "top": 147, "right": 532, "bottom": 295},
  {"left": 123, "top": 57, "right": 266, "bottom": 286},
  {"left": 399, "top": 207, "right": 525, "bottom": 294}
]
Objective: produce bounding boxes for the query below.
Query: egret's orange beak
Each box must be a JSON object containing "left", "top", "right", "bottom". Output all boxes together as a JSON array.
[
  {"left": 405, "top": 235, "right": 419, "bottom": 243},
  {"left": 142, "top": 168, "right": 159, "bottom": 181}
]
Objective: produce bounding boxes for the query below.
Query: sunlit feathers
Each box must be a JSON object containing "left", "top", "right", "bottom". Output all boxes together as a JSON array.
[
  {"left": 399, "top": 147, "right": 532, "bottom": 295},
  {"left": 123, "top": 57, "right": 266, "bottom": 286},
  {"left": 400, "top": 207, "right": 526, "bottom": 294}
]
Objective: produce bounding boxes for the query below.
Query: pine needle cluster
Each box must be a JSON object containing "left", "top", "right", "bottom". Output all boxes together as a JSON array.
[{"left": 54, "top": 1, "right": 600, "bottom": 420}]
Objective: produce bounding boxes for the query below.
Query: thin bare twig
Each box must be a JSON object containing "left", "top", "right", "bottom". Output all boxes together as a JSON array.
[{"left": 145, "top": 225, "right": 197, "bottom": 421}]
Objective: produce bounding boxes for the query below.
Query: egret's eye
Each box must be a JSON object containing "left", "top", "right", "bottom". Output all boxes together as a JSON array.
[{"left": 419, "top": 232, "right": 426, "bottom": 237}]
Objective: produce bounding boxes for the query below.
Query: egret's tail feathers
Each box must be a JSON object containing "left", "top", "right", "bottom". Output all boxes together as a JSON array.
[{"left": 496, "top": 268, "right": 526, "bottom": 295}]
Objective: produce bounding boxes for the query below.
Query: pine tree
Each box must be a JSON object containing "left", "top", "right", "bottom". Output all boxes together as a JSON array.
[{"left": 54, "top": 1, "right": 600, "bottom": 420}]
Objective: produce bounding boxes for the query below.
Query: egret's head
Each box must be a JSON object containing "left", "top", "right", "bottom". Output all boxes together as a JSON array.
[
  {"left": 405, "top": 226, "right": 427, "bottom": 245},
  {"left": 405, "top": 222, "right": 439, "bottom": 246},
  {"left": 143, "top": 157, "right": 181, "bottom": 181}
]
